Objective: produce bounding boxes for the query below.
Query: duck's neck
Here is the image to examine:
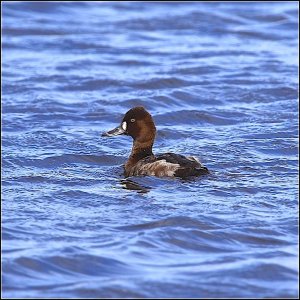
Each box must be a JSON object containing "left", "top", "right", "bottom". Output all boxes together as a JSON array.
[
  {"left": 124, "top": 140, "right": 154, "bottom": 174},
  {"left": 129, "top": 140, "right": 154, "bottom": 163}
]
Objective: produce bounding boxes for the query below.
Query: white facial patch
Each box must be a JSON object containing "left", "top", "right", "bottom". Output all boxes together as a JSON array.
[{"left": 121, "top": 121, "right": 127, "bottom": 131}]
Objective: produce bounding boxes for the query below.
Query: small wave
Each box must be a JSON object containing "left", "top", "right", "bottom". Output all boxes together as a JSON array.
[
  {"left": 130, "top": 77, "right": 197, "bottom": 90},
  {"left": 3, "top": 27, "right": 67, "bottom": 36},
  {"left": 115, "top": 216, "right": 220, "bottom": 231},
  {"left": 7, "top": 154, "right": 124, "bottom": 168},
  {"left": 155, "top": 109, "right": 248, "bottom": 125},
  {"left": 59, "top": 79, "right": 123, "bottom": 91},
  {"left": 4, "top": 254, "right": 133, "bottom": 279}
]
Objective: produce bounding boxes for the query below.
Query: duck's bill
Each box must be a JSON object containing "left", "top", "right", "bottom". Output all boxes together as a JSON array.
[{"left": 101, "top": 125, "right": 125, "bottom": 137}]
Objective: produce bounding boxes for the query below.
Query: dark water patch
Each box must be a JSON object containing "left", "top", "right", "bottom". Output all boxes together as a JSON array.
[
  {"left": 174, "top": 65, "right": 225, "bottom": 75},
  {"left": 2, "top": 27, "right": 69, "bottom": 36},
  {"left": 130, "top": 77, "right": 198, "bottom": 90},
  {"left": 156, "top": 109, "right": 248, "bottom": 125},
  {"left": 258, "top": 87, "right": 298, "bottom": 100},
  {"left": 5, "top": 154, "right": 124, "bottom": 169},
  {"left": 169, "top": 90, "right": 224, "bottom": 106},
  {"left": 3, "top": 254, "right": 134, "bottom": 286},
  {"left": 116, "top": 216, "right": 220, "bottom": 232},
  {"left": 59, "top": 79, "right": 123, "bottom": 91}
]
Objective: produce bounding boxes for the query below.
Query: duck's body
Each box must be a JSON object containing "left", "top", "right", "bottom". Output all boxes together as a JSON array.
[
  {"left": 102, "top": 106, "right": 209, "bottom": 178},
  {"left": 125, "top": 153, "right": 208, "bottom": 177}
]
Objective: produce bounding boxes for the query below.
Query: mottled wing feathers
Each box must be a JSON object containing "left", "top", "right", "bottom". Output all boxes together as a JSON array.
[
  {"left": 125, "top": 153, "right": 208, "bottom": 178},
  {"left": 126, "top": 155, "right": 180, "bottom": 177},
  {"left": 156, "top": 153, "right": 209, "bottom": 177}
]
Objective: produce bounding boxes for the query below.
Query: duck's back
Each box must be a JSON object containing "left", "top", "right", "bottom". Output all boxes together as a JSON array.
[
  {"left": 125, "top": 152, "right": 209, "bottom": 178},
  {"left": 156, "top": 153, "right": 209, "bottom": 177}
]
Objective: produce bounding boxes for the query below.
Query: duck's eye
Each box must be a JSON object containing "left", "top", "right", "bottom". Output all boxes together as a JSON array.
[{"left": 130, "top": 118, "right": 135, "bottom": 123}]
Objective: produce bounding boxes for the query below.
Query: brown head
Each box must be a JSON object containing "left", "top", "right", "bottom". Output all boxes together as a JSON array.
[{"left": 102, "top": 107, "right": 156, "bottom": 144}]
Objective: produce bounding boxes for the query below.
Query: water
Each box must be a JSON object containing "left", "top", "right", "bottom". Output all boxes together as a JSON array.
[{"left": 2, "top": 1, "right": 299, "bottom": 298}]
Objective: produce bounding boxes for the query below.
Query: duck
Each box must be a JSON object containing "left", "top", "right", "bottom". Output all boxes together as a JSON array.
[{"left": 102, "top": 106, "right": 209, "bottom": 178}]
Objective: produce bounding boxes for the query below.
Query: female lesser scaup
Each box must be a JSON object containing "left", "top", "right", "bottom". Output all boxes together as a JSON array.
[{"left": 102, "top": 106, "right": 209, "bottom": 178}]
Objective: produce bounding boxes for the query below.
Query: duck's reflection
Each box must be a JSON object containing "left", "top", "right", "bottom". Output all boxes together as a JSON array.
[{"left": 119, "top": 178, "right": 150, "bottom": 193}]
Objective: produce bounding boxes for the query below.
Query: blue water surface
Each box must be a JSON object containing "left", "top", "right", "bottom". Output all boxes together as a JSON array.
[{"left": 2, "top": 1, "right": 299, "bottom": 298}]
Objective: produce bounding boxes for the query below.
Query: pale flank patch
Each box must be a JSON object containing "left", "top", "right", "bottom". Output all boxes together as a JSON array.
[
  {"left": 133, "top": 159, "right": 180, "bottom": 177},
  {"left": 121, "top": 121, "right": 127, "bottom": 131}
]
